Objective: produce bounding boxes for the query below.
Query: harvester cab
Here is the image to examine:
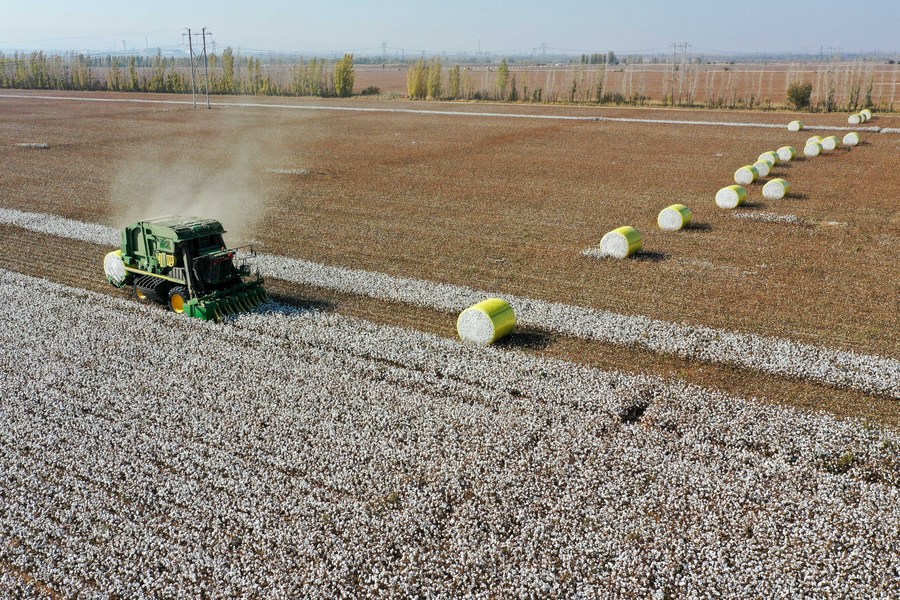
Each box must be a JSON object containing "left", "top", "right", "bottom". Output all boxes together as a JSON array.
[{"left": 103, "top": 215, "right": 268, "bottom": 321}]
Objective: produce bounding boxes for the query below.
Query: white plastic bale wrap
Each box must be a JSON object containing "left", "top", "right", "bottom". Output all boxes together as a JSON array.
[
  {"left": 752, "top": 160, "right": 771, "bottom": 178},
  {"left": 787, "top": 120, "right": 803, "bottom": 132},
  {"left": 848, "top": 114, "right": 862, "bottom": 125},
  {"left": 842, "top": 132, "right": 860, "bottom": 146},
  {"left": 861, "top": 108, "right": 873, "bottom": 120},
  {"left": 762, "top": 178, "right": 791, "bottom": 200}
]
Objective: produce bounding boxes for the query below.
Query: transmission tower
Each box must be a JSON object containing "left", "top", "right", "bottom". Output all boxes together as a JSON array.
[{"left": 184, "top": 27, "right": 213, "bottom": 109}]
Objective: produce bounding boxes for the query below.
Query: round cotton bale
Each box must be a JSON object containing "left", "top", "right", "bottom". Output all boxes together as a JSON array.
[
  {"left": 762, "top": 178, "right": 791, "bottom": 200},
  {"left": 806, "top": 135, "right": 823, "bottom": 145},
  {"left": 758, "top": 151, "right": 779, "bottom": 166},
  {"left": 657, "top": 204, "right": 692, "bottom": 231},
  {"left": 842, "top": 132, "right": 860, "bottom": 147},
  {"left": 715, "top": 185, "right": 748, "bottom": 209},
  {"left": 788, "top": 120, "right": 803, "bottom": 132},
  {"left": 777, "top": 146, "right": 797, "bottom": 162},
  {"left": 804, "top": 142, "right": 823, "bottom": 157},
  {"left": 860, "top": 108, "right": 872, "bottom": 120},
  {"left": 821, "top": 135, "right": 841, "bottom": 151},
  {"left": 104, "top": 250, "right": 128, "bottom": 287},
  {"left": 734, "top": 165, "right": 759, "bottom": 185},
  {"left": 752, "top": 160, "right": 772, "bottom": 178},
  {"left": 457, "top": 298, "right": 517, "bottom": 345},
  {"left": 599, "top": 226, "right": 643, "bottom": 259},
  {"left": 848, "top": 113, "right": 862, "bottom": 125}
]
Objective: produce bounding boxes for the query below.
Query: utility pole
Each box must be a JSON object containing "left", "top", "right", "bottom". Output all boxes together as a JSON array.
[
  {"left": 201, "top": 27, "right": 211, "bottom": 109},
  {"left": 185, "top": 28, "right": 196, "bottom": 108},
  {"left": 382, "top": 42, "right": 387, "bottom": 63}
]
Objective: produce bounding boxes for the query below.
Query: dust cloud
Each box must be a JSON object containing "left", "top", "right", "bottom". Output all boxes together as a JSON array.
[{"left": 108, "top": 115, "right": 290, "bottom": 246}]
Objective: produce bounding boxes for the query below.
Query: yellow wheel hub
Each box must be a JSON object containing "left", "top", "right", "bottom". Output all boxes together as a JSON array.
[
  {"left": 170, "top": 293, "right": 185, "bottom": 314},
  {"left": 136, "top": 288, "right": 148, "bottom": 301}
]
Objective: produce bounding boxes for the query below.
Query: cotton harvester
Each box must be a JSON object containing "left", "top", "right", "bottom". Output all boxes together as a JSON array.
[{"left": 103, "top": 216, "right": 268, "bottom": 320}]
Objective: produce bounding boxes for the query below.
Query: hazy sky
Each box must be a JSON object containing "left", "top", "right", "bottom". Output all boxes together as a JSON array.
[{"left": 1, "top": 0, "right": 897, "bottom": 56}]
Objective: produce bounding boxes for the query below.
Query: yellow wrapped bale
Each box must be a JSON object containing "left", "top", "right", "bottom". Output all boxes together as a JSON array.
[
  {"left": 752, "top": 160, "right": 772, "bottom": 178},
  {"left": 806, "top": 135, "right": 823, "bottom": 145},
  {"left": 842, "top": 132, "right": 860, "bottom": 146},
  {"left": 762, "top": 178, "right": 791, "bottom": 200},
  {"left": 821, "top": 135, "right": 841, "bottom": 151},
  {"left": 777, "top": 146, "right": 797, "bottom": 162},
  {"left": 848, "top": 113, "right": 862, "bottom": 125},
  {"left": 600, "top": 226, "right": 643, "bottom": 259},
  {"left": 861, "top": 108, "right": 873, "bottom": 120},
  {"left": 804, "top": 141, "right": 823, "bottom": 157},
  {"left": 758, "top": 151, "right": 779, "bottom": 166},
  {"left": 716, "top": 185, "right": 748, "bottom": 209},
  {"left": 457, "top": 298, "right": 517, "bottom": 345},
  {"left": 657, "top": 204, "right": 692, "bottom": 231},
  {"left": 734, "top": 165, "right": 759, "bottom": 185},
  {"left": 788, "top": 120, "right": 803, "bottom": 132}
]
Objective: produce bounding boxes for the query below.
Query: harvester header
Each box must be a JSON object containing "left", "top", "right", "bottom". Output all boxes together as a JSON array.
[{"left": 103, "top": 215, "right": 268, "bottom": 321}]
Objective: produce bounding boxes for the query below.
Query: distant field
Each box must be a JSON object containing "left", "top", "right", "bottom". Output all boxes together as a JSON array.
[{"left": 350, "top": 62, "right": 899, "bottom": 106}]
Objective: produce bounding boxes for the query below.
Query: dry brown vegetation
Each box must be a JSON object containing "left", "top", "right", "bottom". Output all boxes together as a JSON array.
[{"left": 1, "top": 91, "right": 898, "bottom": 423}]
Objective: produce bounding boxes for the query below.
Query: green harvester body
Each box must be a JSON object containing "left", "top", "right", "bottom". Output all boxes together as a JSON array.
[{"left": 106, "top": 215, "right": 268, "bottom": 321}]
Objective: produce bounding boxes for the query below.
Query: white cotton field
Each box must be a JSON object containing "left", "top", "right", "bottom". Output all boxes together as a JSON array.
[
  {"left": 0, "top": 269, "right": 898, "bottom": 598},
  {"left": 1, "top": 209, "right": 898, "bottom": 398}
]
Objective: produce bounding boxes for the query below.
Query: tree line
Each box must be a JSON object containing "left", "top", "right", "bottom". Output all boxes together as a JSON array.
[{"left": 0, "top": 49, "right": 355, "bottom": 97}]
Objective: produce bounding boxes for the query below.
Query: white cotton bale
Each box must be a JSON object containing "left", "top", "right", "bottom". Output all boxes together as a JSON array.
[
  {"left": 848, "top": 113, "right": 862, "bottom": 125},
  {"left": 788, "top": 120, "right": 803, "bottom": 132},
  {"left": 806, "top": 135, "right": 823, "bottom": 145},
  {"left": 821, "top": 136, "right": 841, "bottom": 151},
  {"left": 860, "top": 108, "right": 872, "bottom": 120},
  {"left": 762, "top": 178, "right": 791, "bottom": 200},
  {"left": 777, "top": 146, "right": 797, "bottom": 162},
  {"left": 715, "top": 185, "right": 748, "bottom": 209},
  {"left": 657, "top": 204, "right": 692, "bottom": 231},
  {"left": 457, "top": 298, "right": 517, "bottom": 345},
  {"left": 104, "top": 250, "right": 128, "bottom": 286},
  {"left": 842, "top": 132, "right": 860, "bottom": 146},
  {"left": 752, "top": 160, "right": 772, "bottom": 178},
  {"left": 599, "top": 226, "right": 643, "bottom": 259},
  {"left": 804, "top": 142, "right": 823, "bottom": 157},
  {"left": 734, "top": 165, "right": 759, "bottom": 185}
]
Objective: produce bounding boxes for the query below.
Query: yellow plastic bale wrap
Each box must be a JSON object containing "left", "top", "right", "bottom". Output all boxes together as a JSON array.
[
  {"left": 457, "top": 298, "right": 517, "bottom": 345},
  {"left": 821, "top": 135, "right": 841, "bottom": 151},
  {"left": 861, "top": 108, "right": 872, "bottom": 120},
  {"left": 788, "top": 120, "right": 803, "bottom": 132},
  {"left": 777, "top": 146, "right": 797, "bottom": 162},
  {"left": 752, "top": 160, "right": 772, "bottom": 178},
  {"left": 806, "top": 135, "right": 823, "bottom": 145},
  {"left": 762, "top": 178, "right": 791, "bottom": 200},
  {"left": 716, "top": 185, "right": 747, "bottom": 209},
  {"left": 842, "top": 132, "right": 860, "bottom": 146},
  {"left": 657, "top": 204, "right": 692, "bottom": 231},
  {"left": 848, "top": 113, "right": 862, "bottom": 125},
  {"left": 758, "top": 151, "right": 779, "bottom": 166},
  {"left": 734, "top": 165, "right": 759, "bottom": 185},
  {"left": 600, "top": 226, "right": 643, "bottom": 259},
  {"left": 804, "top": 141, "right": 823, "bottom": 157}
]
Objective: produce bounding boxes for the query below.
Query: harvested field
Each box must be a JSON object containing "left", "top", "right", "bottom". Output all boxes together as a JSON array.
[
  {"left": 0, "top": 91, "right": 898, "bottom": 596},
  {"left": 0, "top": 269, "right": 898, "bottom": 597},
  {"left": 0, "top": 92, "right": 897, "bottom": 358}
]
